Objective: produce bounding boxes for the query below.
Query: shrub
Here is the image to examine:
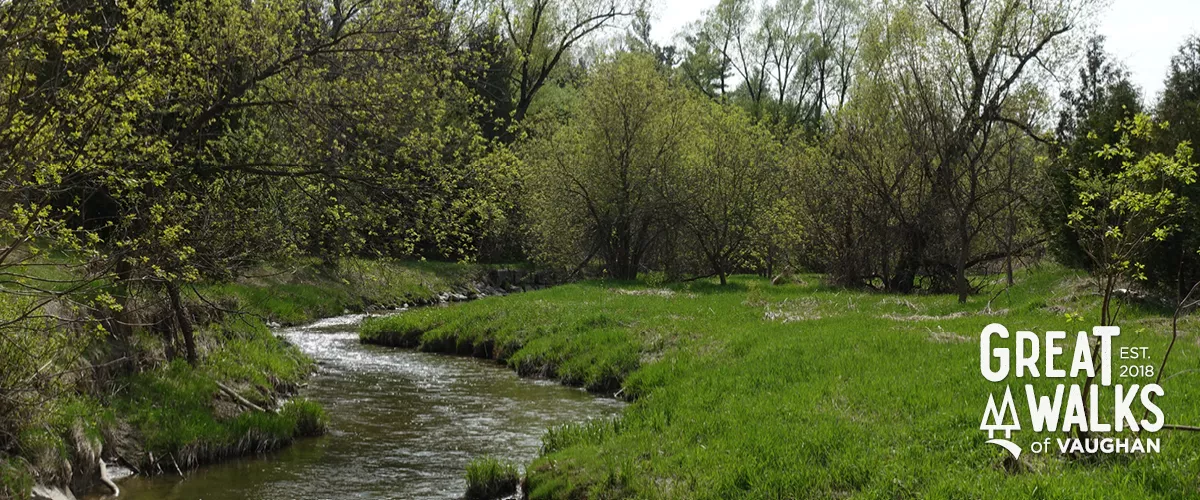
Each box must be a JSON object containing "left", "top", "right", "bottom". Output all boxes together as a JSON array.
[{"left": 642, "top": 271, "right": 668, "bottom": 288}]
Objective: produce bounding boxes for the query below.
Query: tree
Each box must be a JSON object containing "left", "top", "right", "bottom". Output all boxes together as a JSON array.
[
  {"left": 522, "top": 54, "right": 693, "bottom": 279},
  {"left": 0, "top": 0, "right": 128, "bottom": 453},
  {"left": 624, "top": 7, "right": 677, "bottom": 68},
  {"left": 1149, "top": 36, "right": 1200, "bottom": 300},
  {"left": 0, "top": 0, "right": 523, "bottom": 462},
  {"left": 790, "top": 2, "right": 1058, "bottom": 293},
  {"left": 1047, "top": 36, "right": 1144, "bottom": 271},
  {"left": 498, "top": 0, "right": 634, "bottom": 129},
  {"left": 1065, "top": 114, "right": 1196, "bottom": 428},
  {"left": 1067, "top": 114, "right": 1196, "bottom": 326},
  {"left": 89, "top": 0, "right": 519, "bottom": 362},
  {"left": 789, "top": 60, "right": 931, "bottom": 289},
  {"left": 762, "top": 0, "right": 863, "bottom": 133},
  {"left": 671, "top": 103, "right": 780, "bottom": 285},
  {"left": 678, "top": 22, "right": 733, "bottom": 99},
  {"left": 0, "top": 0, "right": 519, "bottom": 368},
  {"left": 876, "top": 0, "right": 1096, "bottom": 300},
  {"left": 679, "top": 0, "right": 862, "bottom": 135}
]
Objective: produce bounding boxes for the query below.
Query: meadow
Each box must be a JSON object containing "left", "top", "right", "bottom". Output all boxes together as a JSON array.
[{"left": 361, "top": 264, "right": 1200, "bottom": 499}]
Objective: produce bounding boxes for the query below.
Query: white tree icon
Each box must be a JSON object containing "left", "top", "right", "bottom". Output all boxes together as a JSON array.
[{"left": 980, "top": 386, "right": 1021, "bottom": 439}]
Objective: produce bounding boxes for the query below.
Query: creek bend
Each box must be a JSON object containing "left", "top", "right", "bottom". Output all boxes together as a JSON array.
[{"left": 98, "top": 313, "right": 624, "bottom": 499}]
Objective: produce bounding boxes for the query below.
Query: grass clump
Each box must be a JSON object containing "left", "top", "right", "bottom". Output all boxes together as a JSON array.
[
  {"left": 361, "top": 264, "right": 1200, "bottom": 498},
  {"left": 541, "top": 418, "right": 625, "bottom": 455},
  {"left": 0, "top": 456, "right": 34, "bottom": 498},
  {"left": 280, "top": 398, "right": 327, "bottom": 437},
  {"left": 465, "top": 456, "right": 520, "bottom": 500}
]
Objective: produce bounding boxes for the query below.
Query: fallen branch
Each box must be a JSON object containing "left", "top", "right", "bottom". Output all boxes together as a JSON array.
[
  {"left": 98, "top": 458, "right": 119, "bottom": 496},
  {"left": 215, "top": 380, "right": 268, "bottom": 413},
  {"left": 1162, "top": 424, "right": 1200, "bottom": 432}
]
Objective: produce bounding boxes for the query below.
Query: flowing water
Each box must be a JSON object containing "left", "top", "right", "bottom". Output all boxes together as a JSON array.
[{"left": 100, "top": 314, "right": 624, "bottom": 499}]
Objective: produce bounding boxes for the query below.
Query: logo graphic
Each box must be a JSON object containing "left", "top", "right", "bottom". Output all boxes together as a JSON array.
[
  {"left": 980, "top": 386, "right": 1022, "bottom": 459},
  {"left": 978, "top": 323, "right": 1165, "bottom": 459}
]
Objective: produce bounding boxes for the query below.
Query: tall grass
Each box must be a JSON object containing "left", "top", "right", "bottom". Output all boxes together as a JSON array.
[{"left": 465, "top": 456, "right": 520, "bottom": 500}]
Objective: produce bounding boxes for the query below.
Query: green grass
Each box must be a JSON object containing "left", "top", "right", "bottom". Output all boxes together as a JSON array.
[
  {"left": 115, "top": 321, "right": 327, "bottom": 470},
  {"left": 197, "top": 258, "right": 500, "bottom": 325},
  {"left": 465, "top": 456, "right": 521, "bottom": 500},
  {"left": 362, "top": 264, "right": 1200, "bottom": 499},
  {"left": 204, "top": 318, "right": 313, "bottom": 389},
  {"left": 0, "top": 455, "right": 34, "bottom": 498}
]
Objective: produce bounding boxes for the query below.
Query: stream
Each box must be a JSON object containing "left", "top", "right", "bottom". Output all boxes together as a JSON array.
[{"left": 102, "top": 313, "right": 624, "bottom": 499}]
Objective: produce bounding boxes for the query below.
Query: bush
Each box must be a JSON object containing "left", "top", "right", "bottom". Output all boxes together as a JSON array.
[
  {"left": 642, "top": 271, "right": 668, "bottom": 288},
  {"left": 464, "top": 456, "right": 520, "bottom": 500}
]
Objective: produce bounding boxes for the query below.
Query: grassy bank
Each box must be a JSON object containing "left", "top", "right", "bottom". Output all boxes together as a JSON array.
[
  {"left": 2, "top": 314, "right": 327, "bottom": 498},
  {"left": 197, "top": 258, "right": 500, "bottom": 325},
  {"left": 465, "top": 456, "right": 521, "bottom": 500},
  {"left": 110, "top": 318, "right": 327, "bottom": 473},
  {"left": 2, "top": 258, "right": 490, "bottom": 498},
  {"left": 361, "top": 264, "right": 1200, "bottom": 498}
]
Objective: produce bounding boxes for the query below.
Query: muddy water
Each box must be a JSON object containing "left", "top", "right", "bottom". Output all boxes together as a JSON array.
[{"left": 104, "top": 314, "right": 623, "bottom": 499}]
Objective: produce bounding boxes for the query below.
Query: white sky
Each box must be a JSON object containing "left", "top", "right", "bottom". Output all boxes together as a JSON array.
[{"left": 646, "top": 0, "right": 1200, "bottom": 104}]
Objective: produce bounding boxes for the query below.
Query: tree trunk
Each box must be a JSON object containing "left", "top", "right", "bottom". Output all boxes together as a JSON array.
[
  {"left": 765, "top": 245, "right": 774, "bottom": 279},
  {"left": 154, "top": 314, "right": 177, "bottom": 361},
  {"left": 1005, "top": 200, "right": 1015, "bottom": 286},
  {"left": 955, "top": 213, "right": 971, "bottom": 303},
  {"left": 166, "top": 281, "right": 197, "bottom": 365},
  {"left": 1081, "top": 274, "right": 1118, "bottom": 440}
]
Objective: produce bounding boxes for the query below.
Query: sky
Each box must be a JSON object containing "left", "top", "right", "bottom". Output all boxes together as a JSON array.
[{"left": 646, "top": 0, "right": 1200, "bottom": 104}]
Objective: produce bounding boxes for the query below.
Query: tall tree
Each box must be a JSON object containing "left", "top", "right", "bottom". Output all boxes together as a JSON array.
[
  {"left": 895, "top": 0, "right": 1097, "bottom": 301},
  {"left": 624, "top": 6, "right": 678, "bottom": 68},
  {"left": 671, "top": 103, "right": 780, "bottom": 285},
  {"left": 522, "top": 54, "right": 693, "bottom": 279},
  {"left": 682, "top": 0, "right": 862, "bottom": 134},
  {"left": 498, "top": 0, "right": 633, "bottom": 128},
  {"left": 1047, "top": 36, "right": 1144, "bottom": 271},
  {"left": 1150, "top": 36, "right": 1200, "bottom": 299}
]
